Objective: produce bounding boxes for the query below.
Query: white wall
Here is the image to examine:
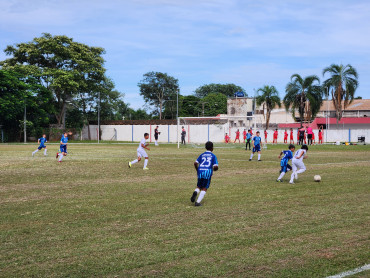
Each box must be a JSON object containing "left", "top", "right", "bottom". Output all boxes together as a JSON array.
[{"left": 83, "top": 125, "right": 370, "bottom": 144}]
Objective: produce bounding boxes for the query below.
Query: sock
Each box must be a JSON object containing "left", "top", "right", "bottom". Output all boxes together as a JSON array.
[
  {"left": 250, "top": 154, "right": 254, "bottom": 159},
  {"left": 143, "top": 159, "right": 148, "bottom": 168},
  {"left": 195, "top": 188, "right": 200, "bottom": 193},
  {"left": 258, "top": 154, "right": 261, "bottom": 160},
  {"left": 196, "top": 191, "right": 206, "bottom": 203},
  {"left": 131, "top": 159, "right": 138, "bottom": 165},
  {"left": 33, "top": 149, "right": 39, "bottom": 155},
  {"left": 278, "top": 172, "right": 285, "bottom": 180},
  {"left": 290, "top": 171, "right": 295, "bottom": 183},
  {"left": 44, "top": 149, "right": 47, "bottom": 155},
  {"left": 58, "top": 154, "right": 63, "bottom": 162}
]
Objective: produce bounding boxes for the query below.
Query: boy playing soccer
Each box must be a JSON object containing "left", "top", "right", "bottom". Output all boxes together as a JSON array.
[
  {"left": 128, "top": 133, "right": 150, "bottom": 170},
  {"left": 276, "top": 144, "right": 295, "bottom": 182},
  {"left": 32, "top": 134, "right": 48, "bottom": 157},
  {"left": 289, "top": 145, "right": 308, "bottom": 184},
  {"left": 56, "top": 132, "right": 68, "bottom": 162},
  {"left": 190, "top": 141, "right": 218, "bottom": 207},
  {"left": 249, "top": 131, "right": 262, "bottom": 161}
]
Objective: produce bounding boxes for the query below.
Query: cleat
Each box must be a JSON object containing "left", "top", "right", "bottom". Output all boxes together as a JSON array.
[
  {"left": 56, "top": 153, "right": 59, "bottom": 159},
  {"left": 190, "top": 191, "right": 197, "bottom": 203},
  {"left": 289, "top": 181, "right": 294, "bottom": 184},
  {"left": 195, "top": 202, "right": 202, "bottom": 207},
  {"left": 128, "top": 162, "right": 132, "bottom": 168},
  {"left": 143, "top": 167, "right": 149, "bottom": 170},
  {"left": 258, "top": 160, "right": 262, "bottom": 161},
  {"left": 249, "top": 159, "right": 252, "bottom": 161},
  {"left": 276, "top": 179, "right": 282, "bottom": 182},
  {"left": 32, "top": 153, "right": 34, "bottom": 157}
]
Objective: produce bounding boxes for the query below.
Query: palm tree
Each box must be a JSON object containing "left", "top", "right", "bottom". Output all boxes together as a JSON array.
[
  {"left": 322, "top": 64, "right": 358, "bottom": 122},
  {"left": 256, "top": 85, "right": 281, "bottom": 129},
  {"left": 284, "top": 74, "right": 323, "bottom": 125}
]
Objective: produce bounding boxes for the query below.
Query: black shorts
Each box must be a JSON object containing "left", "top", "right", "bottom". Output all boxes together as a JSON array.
[{"left": 308, "top": 134, "right": 312, "bottom": 140}]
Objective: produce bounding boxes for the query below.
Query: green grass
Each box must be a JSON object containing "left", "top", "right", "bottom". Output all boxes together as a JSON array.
[{"left": 0, "top": 143, "right": 369, "bottom": 277}]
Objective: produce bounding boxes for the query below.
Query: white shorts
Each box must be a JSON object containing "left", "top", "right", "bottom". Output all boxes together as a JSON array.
[
  {"left": 292, "top": 159, "right": 306, "bottom": 171},
  {"left": 137, "top": 149, "right": 148, "bottom": 158}
]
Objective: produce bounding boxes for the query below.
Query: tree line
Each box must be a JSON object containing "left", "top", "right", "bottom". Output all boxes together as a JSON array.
[{"left": 0, "top": 33, "right": 359, "bottom": 141}]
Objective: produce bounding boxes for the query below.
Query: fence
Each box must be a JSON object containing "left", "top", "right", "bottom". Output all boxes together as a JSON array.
[{"left": 83, "top": 124, "right": 370, "bottom": 144}]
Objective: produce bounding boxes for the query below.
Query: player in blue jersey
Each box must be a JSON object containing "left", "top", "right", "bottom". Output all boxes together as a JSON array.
[
  {"left": 32, "top": 134, "right": 48, "bottom": 157},
  {"left": 56, "top": 132, "right": 68, "bottom": 162},
  {"left": 249, "top": 131, "right": 263, "bottom": 161},
  {"left": 276, "top": 144, "right": 295, "bottom": 182},
  {"left": 190, "top": 141, "right": 219, "bottom": 207},
  {"left": 245, "top": 129, "right": 252, "bottom": 150}
]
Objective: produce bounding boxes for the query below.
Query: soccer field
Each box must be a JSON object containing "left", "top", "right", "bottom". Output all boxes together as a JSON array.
[{"left": 0, "top": 143, "right": 369, "bottom": 277}]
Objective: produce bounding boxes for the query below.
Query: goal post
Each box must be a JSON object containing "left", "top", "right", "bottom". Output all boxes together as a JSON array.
[{"left": 177, "top": 115, "right": 257, "bottom": 148}]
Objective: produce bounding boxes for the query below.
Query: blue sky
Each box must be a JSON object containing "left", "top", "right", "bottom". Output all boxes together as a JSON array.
[{"left": 1, "top": 0, "right": 370, "bottom": 110}]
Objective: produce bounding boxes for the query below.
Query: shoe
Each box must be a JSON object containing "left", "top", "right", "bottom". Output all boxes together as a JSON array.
[
  {"left": 195, "top": 202, "right": 202, "bottom": 207},
  {"left": 143, "top": 167, "right": 149, "bottom": 170},
  {"left": 258, "top": 160, "right": 262, "bottom": 161},
  {"left": 44, "top": 154, "right": 47, "bottom": 156},
  {"left": 128, "top": 162, "right": 131, "bottom": 168},
  {"left": 56, "top": 153, "right": 59, "bottom": 159},
  {"left": 32, "top": 153, "right": 34, "bottom": 157},
  {"left": 190, "top": 191, "right": 197, "bottom": 203},
  {"left": 276, "top": 179, "right": 282, "bottom": 182},
  {"left": 249, "top": 159, "right": 252, "bottom": 161},
  {"left": 289, "top": 181, "right": 294, "bottom": 184}
]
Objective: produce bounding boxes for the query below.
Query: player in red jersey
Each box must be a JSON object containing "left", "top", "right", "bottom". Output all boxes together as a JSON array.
[
  {"left": 243, "top": 129, "right": 247, "bottom": 142},
  {"left": 318, "top": 126, "right": 323, "bottom": 144},
  {"left": 234, "top": 129, "right": 241, "bottom": 143},
  {"left": 264, "top": 130, "right": 268, "bottom": 143},
  {"left": 284, "top": 129, "right": 288, "bottom": 143},
  {"left": 225, "top": 133, "right": 230, "bottom": 143},
  {"left": 273, "top": 129, "right": 278, "bottom": 144},
  {"left": 290, "top": 128, "right": 294, "bottom": 144}
]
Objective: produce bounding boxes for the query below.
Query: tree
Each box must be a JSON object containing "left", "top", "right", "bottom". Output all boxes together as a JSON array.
[
  {"left": 284, "top": 74, "right": 323, "bottom": 124},
  {"left": 194, "top": 83, "right": 246, "bottom": 98},
  {"left": 0, "top": 70, "right": 52, "bottom": 141},
  {"left": 138, "top": 71, "right": 179, "bottom": 120},
  {"left": 201, "top": 93, "right": 227, "bottom": 116},
  {"left": 256, "top": 85, "right": 281, "bottom": 129},
  {"left": 179, "top": 95, "right": 201, "bottom": 117},
  {"left": 322, "top": 64, "right": 359, "bottom": 122},
  {"left": 1, "top": 33, "right": 108, "bottom": 127}
]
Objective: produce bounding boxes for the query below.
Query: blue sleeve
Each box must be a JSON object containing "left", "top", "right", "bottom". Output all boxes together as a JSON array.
[
  {"left": 213, "top": 154, "right": 218, "bottom": 166},
  {"left": 196, "top": 154, "right": 202, "bottom": 164}
]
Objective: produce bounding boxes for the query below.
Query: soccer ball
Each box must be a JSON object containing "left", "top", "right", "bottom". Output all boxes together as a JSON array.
[{"left": 314, "top": 175, "right": 321, "bottom": 182}]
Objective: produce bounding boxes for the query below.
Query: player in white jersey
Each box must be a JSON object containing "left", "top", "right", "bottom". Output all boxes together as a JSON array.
[
  {"left": 289, "top": 145, "right": 308, "bottom": 184},
  {"left": 128, "top": 133, "right": 150, "bottom": 170}
]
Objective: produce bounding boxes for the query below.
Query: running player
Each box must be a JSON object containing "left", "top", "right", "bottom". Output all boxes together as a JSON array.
[
  {"left": 32, "top": 134, "right": 48, "bottom": 157},
  {"left": 249, "top": 131, "right": 262, "bottom": 161},
  {"left": 276, "top": 144, "right": 295, "bottom": 182},
  {"left": 289, "top": 145, "right": 308, "bottom": 184},
  {"left": 190, "top": 141, "right": 219, "bottom": 207},
  {"left": 56, "top": 132, "right": 68, "bottom": 162},
  {"left": 128, "top": 133, "right": 150, "bottom": 170}
]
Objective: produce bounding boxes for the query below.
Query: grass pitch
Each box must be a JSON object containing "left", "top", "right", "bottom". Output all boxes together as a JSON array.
[{"left": 0, "top": 142, "right": 369, "bottom": 277}]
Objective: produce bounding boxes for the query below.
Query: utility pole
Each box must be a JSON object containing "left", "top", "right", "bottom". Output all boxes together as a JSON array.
[
  {"left": 98, "top": 91, "right": 100, "bottom": 144},
  {"left": 24, "top": 101, "right": 26, "bottom": 143}
]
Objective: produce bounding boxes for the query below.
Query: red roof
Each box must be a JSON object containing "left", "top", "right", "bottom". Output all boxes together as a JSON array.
[{"left": 278, "top": 117, "right": 370, "bottom": 129}]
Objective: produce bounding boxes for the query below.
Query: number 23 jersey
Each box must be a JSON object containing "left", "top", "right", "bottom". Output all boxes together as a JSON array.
[{"left": 195, "top": 151, "right": 218, "bottom": 179}]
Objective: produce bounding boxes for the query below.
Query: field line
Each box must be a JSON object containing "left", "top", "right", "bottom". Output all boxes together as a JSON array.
[{"left": 326, "top": 263, "right": 370, "bottom": 278}]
